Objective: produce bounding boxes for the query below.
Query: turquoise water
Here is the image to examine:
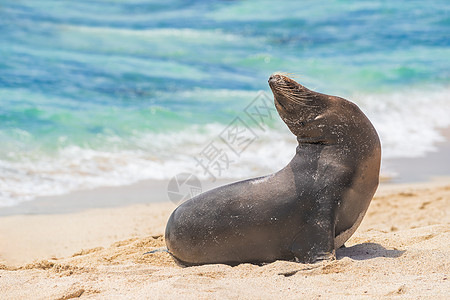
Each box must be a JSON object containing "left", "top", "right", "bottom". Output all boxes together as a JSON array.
[{"left": 1, "top": 1, "right": 449, "bottom": 205}]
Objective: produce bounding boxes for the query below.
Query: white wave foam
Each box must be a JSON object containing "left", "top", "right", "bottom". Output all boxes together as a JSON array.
[
  {"left": 354, "top": 86, "right": 450, "bottom": 158},
  {"left": 0, "top": 123, "right": 295, "bottom": 207},
  {"left": 1, "top": 86, "right": 449, "bottom": 207}
]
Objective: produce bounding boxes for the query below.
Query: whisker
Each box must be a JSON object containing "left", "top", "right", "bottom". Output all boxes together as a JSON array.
[
  {"left": 272, "top": 72, "right": 302, "bottom": 79},
  {"left": 270, "top": 73, "right": 320, "bottom": 107},
  {"left": 273, "top": 87, "right": 320, "bottom": 107}
]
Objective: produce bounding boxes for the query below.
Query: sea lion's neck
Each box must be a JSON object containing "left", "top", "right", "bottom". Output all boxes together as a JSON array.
[
  {"left": 294, "top": 141, "right": 334, "bottom": 155},
  {"left": 293, "top": 138, "right": 349, "bottom": 162}
]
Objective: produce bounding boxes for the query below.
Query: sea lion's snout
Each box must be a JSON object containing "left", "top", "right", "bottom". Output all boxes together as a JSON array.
[
  {"left": 268, "top": 73, "right": 300, "bottom": 92},
  {"left": 269, "top": 74, "right": 296, "bottom": 116},
  {"left": 268, "top": 73, "right": 283, "bottom": 87},
  {"left": 268, "top": 74, "right": 278, "bottom": 84}
]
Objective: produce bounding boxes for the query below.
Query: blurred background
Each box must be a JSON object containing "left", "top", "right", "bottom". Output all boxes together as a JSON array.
[{"left": 1, "top": 0, "right": 449, "bottom": 207}]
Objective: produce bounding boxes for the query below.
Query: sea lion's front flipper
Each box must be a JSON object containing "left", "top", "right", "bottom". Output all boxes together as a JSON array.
[
  {"left": 290, "top": 221, "right": 336, "bottom": 263},
  {"left": 290, "top": 195, "right": 337, "bottom": 263}
]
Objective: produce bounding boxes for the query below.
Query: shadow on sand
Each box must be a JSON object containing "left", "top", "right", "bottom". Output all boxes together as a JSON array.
[{"left": 337, "top": 243, "right": 405, "bottom": 260}]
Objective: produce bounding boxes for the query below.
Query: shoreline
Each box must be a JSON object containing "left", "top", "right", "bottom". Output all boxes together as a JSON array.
[
  {"left": 1, "top": 124, "right": 449, "bottom": 216},
  {"left": 382, "top": 126, "right": 450, "bottom": 183},
  {"left": 0, "top": 178, "right": 235, "bottom": 217},
  {"left": 1, "top": 135, "right": 449, "bottom": 217}
]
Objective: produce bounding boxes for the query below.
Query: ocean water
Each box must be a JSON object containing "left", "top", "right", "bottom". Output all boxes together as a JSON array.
[{"left": 1, "top": 0, "right": 449, "bottom": 206}]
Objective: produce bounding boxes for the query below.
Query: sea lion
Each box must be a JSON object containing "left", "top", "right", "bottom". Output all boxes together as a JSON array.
[{"left": 165, "top": 74, "right": 381, "bottom": 265}]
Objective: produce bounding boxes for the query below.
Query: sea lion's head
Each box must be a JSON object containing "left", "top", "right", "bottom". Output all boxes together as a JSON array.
[
  {"left": 268, "top": 73, "right": 376, "bottom": 147},
  {"left": 268, "top": 73, "right": 334, "bottom": 143}
]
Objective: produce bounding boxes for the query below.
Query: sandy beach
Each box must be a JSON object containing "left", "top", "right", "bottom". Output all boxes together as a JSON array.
[{"left": 0, "top": 177, "right": 449, "bottom": 299}]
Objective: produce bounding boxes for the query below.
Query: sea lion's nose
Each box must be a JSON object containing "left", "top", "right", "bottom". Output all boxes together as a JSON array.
[{"left": 268, "top": 74, "right": 279, "bottom": 84}]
